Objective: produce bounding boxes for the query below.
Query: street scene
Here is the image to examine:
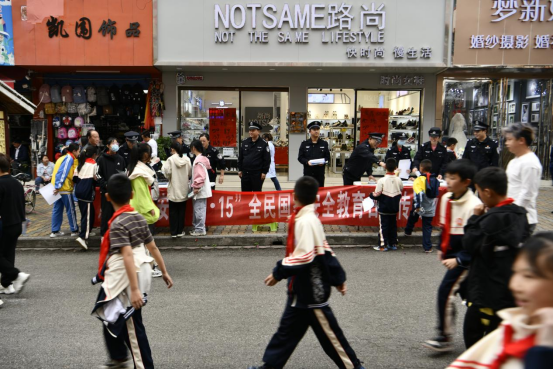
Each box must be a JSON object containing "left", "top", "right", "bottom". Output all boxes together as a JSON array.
[{"left": 2, "top": 1, "right": 553, "bottom": 369}]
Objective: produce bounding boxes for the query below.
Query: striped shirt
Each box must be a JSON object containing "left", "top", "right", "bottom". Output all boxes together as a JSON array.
[{"left": 109, "top": 212, "right": 154, "bottom": 255}]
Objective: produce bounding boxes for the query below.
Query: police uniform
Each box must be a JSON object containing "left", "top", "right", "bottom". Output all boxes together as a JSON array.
[
  {"left": 461, "top": 122, "right": 499, "bottom": 171},
  {"left": 385, "top": 132, "right": 412, "bottom": 163},
  {"left": 298, "top": 121, "right": 330, "bottom": 187},
  {"left": 412, "top": 127, "right": 449, "bottom": 177},
  {"left": 118, "top": 131, "right": 139, "bottom": 168},
  {"left": 204, "top": 145, "right": 226, "bottom": 189},
  {"left": 168, "top": 131, "right": 193, "bottom": 161},
  {"left": 342, "top": 133, "right": 384, "bottom": 185},
  {"left": 239, "top": 122, "right": 271, "bottom": 192}
]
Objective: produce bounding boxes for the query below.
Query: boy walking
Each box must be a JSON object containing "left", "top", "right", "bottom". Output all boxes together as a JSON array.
[
  {"left": 462, "top": 167, "right": 530, "bottom": 348},
  {"left": 371, "top": 158, "right": 404, "bottom": 251},
  {"left": 404, "top": 159, "right": 439, "bottom": 253},
  {"left": 249, "top": 176, "right": 365, "bottom": 369},
  {"left": 423, "top": 159, "right": 481, "bottom": 352},
  {"left": 92, "top": 174, "right": 173, "bottom": 369}
]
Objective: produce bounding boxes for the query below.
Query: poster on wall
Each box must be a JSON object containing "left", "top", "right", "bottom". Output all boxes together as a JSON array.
[
  {"left": 359, "top": 108, "right": 389, "bottom": 148},
  {"left": 0, "top": 1, "right": 15, "bottom": 65},
  {"left": 289, "top": 112, "right": 306, "bottom": 133},
  {"left": 209, "top": 108, "right": 237, "bottom": 147}
]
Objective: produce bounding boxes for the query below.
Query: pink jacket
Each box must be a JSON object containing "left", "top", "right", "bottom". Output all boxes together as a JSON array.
[{"left": 192, "top": 154, "right": 212, "bottom": 189}]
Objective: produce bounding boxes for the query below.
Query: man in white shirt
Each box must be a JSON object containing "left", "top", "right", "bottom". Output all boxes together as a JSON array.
[
  {"left": 503, "top": 123, "right": 543, "bottom": 233},
  {"left": 142, "top": 131, "right": 158, "bottom": 158}
]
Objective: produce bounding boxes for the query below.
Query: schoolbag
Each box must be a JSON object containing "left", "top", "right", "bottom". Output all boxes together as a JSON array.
[
  {"left": 109, "top": 85, "right": 120, "bottom": 104},
  {"left": 52, "top": 116, "right": 61, "bottom": 127},
  {"left": 77, "top": 102, "right": 92, "bottom": 116},
  {"left": 425, "top": 173, "right": 440, "bottom": 199},
  {"left": 96, "top": 86, "right": 109, "bottom": 106},
  {"left": 86, "top": 86, "right": 97, "bottom": 103},
  {"left": 68, "top": 127, "right": 79, "bottom": 140},
  {"left": 74, "top": 116, "right": 84, "bottom": 127},
  {"left": 67, "top": 102, "right": 78, "bottom": 114},
  {"left": 39, "top": 84, "right": 51, "bottom": 103},
  {"left": 57, "top": 127, "right": 68, "bottom": 139},
  {"left": 45, "top": 103, "right": 56, "bottom": 115},
  {"left": 50, "top": 85, "right": 62, "bottom": 103},
  {"left": 73, "top": 85, "right": 86, "bottom": 104},
  {"left": 61, "top": 85, "right": 73, "bottom": 103},
  {"left": 120, "top": 84, "right": 132, "bottom": 104},
  {"left": 63, "top": 116, "right": 72, "bottom": 126},
  {"left": 56, "top": 102, "right": 68, "bottom": 114}
]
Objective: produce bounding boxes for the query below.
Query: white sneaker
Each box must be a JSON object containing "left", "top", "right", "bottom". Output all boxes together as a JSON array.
[
  {"left": 189, "top": 231, "right": 206, "bottom": 237},
  {"left": 152, "top": 267, "right": 162, "bottom": 278},
  {"left": 71, "top": 232, "right": 79, "bottom": 237},
  {"left": 0, "top": 284, "right": 15, "bottom": 294},
  {"left": 12, "top": 272, "right": 30, "bottom": 294},
  {"left": 76, "top": 237, "right": 88, "bottom": 250},
  {"left": 50, "top": 231, "right": 65, "bottom": 238},
  {"left": 0, "top": 298, "right": 3, "bottom": 308},
  {"left": 373, "top": 246, "right": 381, "bottom": 251}
]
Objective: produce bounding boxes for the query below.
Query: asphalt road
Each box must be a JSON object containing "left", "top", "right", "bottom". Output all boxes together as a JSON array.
[{"left": 0, "top": 248, "right": 467, "bottom": 369}]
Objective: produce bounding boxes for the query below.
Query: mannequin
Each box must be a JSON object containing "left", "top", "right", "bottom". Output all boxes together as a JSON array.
[{"left": 449, "top": 113, "right": 468, "bottom": 158}]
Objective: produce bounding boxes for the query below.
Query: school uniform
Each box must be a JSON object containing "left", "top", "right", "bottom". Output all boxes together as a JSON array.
[
  {"left": 51, "top": 153, "right": 79, "bottom": 234},
  {"left": 370, "top": 173, "right": 404, "bottom": 249},
  {"left": 404, "top": 174, "right": 438, "bottom": 251},
  {"left": 74, "top": 159, "right": 98, "bottom": 240},
  {"left": 261, "top": 204, "right": 362, "bottom": 369}
]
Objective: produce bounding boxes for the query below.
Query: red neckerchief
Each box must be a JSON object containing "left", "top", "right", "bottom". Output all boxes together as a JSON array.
[
  {"left": 97, "top": 204, "right": 135, "bottom": 280},
  {"left": 490, "top": 325, "right": 535, "bottom": 369},
  {"left": 85, "top": 158, "right": 96, "bottom": 164},
  {"left": 386, "top": 172, "right": 396, "bottom": 175},
  {"left": 398, "top": 146, "right": 402, "bottom": 152},
  {"left": 495, "top": 198, "right": 515, "bottom": 208},
  {"left": 286, "top": 206, "right": 304, "bottom": 257}
]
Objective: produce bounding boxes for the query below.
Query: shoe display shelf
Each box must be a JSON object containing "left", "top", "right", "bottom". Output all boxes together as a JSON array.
[
  {"left": 181, "top": 117, "right": 208, "bottom": 145},
  {"left": 308, "top": 119, "right": 354, "bottom": 174},
  {"left": 388, "top": 115, "right": 420, "bottom": 149}
]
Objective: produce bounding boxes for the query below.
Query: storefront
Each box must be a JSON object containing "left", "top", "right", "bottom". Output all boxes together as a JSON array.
[
  {"left": 437, "top": 0, "right": 553, "bottom": 175},
  {"left": 155, "top": 0, "right": 452, "bottom": 180}
]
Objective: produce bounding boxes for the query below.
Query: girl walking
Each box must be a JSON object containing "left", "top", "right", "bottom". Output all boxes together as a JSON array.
[
  {"left": 74, "top": 145, "right": 99, "bottom": 249},
  {"left": 189, "top": 140, "right": 212, "bottom": 236}
]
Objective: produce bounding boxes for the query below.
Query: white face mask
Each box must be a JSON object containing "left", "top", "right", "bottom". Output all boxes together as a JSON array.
[{"left": 398, "top": 140, "right": 406, "bottom": 146}]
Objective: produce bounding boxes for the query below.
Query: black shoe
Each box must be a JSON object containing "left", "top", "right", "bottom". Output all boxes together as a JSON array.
[
  {"left": 247, "top": 365, "right": 275, "bottom": 369},
  {"left": 354, "top": 363, "right": 366, "bottom": 369},
  {"left": 422, "top": 336, "right": 453, "bottom": 352}
]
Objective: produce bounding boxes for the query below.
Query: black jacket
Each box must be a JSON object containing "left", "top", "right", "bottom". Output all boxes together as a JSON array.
[
  {"left": 412, "top": 142, "right": 448, "bottom": 177},
  {"left": 118, "top": 142, "right": 133, "bottom": 168},
  {"left": 204, "top": 145, "right": 225, "bottom": 183},
  {"left": 343, "top": 140, "right": 380, "bottom": 179},
  {"left": 10, "top": 144, "right": 30, "bottom": 163},
  {"left": 298, "top": 138, "right": 330, "bottom": 175},
  {"left": 463, "top": 203, "right": 530, "bottom": 310},
  {"left": 462, "top": 137, "right": 499, "bottom": 171},
  {"left": 0, "top": 175, "right": 25, "bottom": 227},
  {"left": 238, "top": 137, "right": 270, "bottom": 174},
  {"left": 96, "top": 152, "right": 127, "bottom": 193},
  {"left": 385, "top": 144, "right": 412, "bottom": 162}
]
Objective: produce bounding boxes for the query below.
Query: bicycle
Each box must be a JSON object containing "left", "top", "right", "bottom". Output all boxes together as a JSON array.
[{"left": 11, "top": 166, "right": 37, "bottom": 214}]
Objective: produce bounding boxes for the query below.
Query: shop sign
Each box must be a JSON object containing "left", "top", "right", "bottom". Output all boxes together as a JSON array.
[
  {"left": 379, "top": 75, "right": 425, "bottom": 86},
  {"left": 46, "top": 16, "right": 140, "bottom": 39},
  {"left": 176, "top": 73, "right": 204, "bottom": 85}
]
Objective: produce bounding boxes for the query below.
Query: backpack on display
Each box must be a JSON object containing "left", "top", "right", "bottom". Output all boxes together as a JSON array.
[
  {"left": 86, "top": 86, "right": 97, "bottom": 103},
  {"left": 73, "top": 85, "right": 87, "bottom": 104},
  {"left": 103, "top": 105, "right": 113, "bottom": 115},
  {"left": 78, "top": 102, "right": 92, "bottom": 116},
  {"left": 63, "top": 116, "right": 72, "bottom": 126},
  {"left": 61, "top": 85, "right": 73, "bottom": 103},
  {"left": 109, "top": 85, "right": 120, "bottom": 104},
  {"left": 96, "top": 86, "right": 109, "bottom": 106},
  {"left": 425, "top": 173, "right": 440, "bottom": 199},
  {"left": 67, "top": 102, "right": 78, "bottom": 114},
  {"left": 68, "top": 127, "right": 79, "bottom": 140},
  {"left": 120, "top": 84, "right": 132, "bottom": 104},
  {"left": 52, "top": 116, "right": 61, "bottom": 127},
  {"left": 56, "top": 103, "right": 68, "bottom": 114},
  {"left": 57, "top": 127, "right": 68, "bottom": 139},
  {"left": 50, "top": 85, "right": 62, "bottom": 103},
  {"left": 45, "top": 103, "right": 56, "bottom": 115},
  {"left": 89, "top": 106, "right": 97, "bottom": 117},
  {"left": 74, "top": 116, "right": 84, "bottom": 127},
  {"left": 39, "top": 84, "right": 51, "bottom": 103}
]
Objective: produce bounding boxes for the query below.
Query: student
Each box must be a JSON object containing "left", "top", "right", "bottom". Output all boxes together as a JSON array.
[
  {"left": 462, "top": 167, "right": 530, "bottom": 349},
  {"left": 92, "top": 173, "right": 173, "bottom": 369},
  {"left": 248, "top": 176, "right": 365, "bottom": 369},
  {"left": 161, "top": 142, "right": 191, "bottom": 238},
  {"left": 447, "top": 232, "right": 553, "bottom": 369},
  {"left": 404, "top": 159, "right": 439, "bottom": 253},
  {"left": 446, "top": 137, "right": 458, "bottom": 162},
  {"left": 370, "top": 158, "right": 404, "bottom": 251},
  {"left": 189, "top": 140, "right": 212, "bottom": 237},
  {"left": 74, "top": 146, "right": 99, "bottom": 250},
  {"left": 423, "top": 159, "right": 481, "bottom": 352},
  {"left": 50, "top": 143, "right": 80, "bottom": 238}
]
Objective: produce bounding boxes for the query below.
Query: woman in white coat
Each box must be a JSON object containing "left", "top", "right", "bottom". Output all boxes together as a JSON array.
[
  {"left": 263, "top": 133, "right": 281, "bottom": 191},
  {"left": 161, "top": 142, "right": 192, "bottom": 238}
]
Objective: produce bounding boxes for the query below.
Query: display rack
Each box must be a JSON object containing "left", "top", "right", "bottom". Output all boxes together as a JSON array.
[{"left": 181, "top": 117, "right": 208, "bottom": 145}]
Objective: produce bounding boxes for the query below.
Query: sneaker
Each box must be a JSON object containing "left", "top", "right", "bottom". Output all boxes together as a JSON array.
[
  {"left": 189, "top": 231, "right": 206, "bottom": 237},
  {"left": 171, "top": 235, "right": 178, "bottom": 239},
  {"left": 50, "top": 231, "right": 65, "bottom": 238},
  {"left": 76, "top": 237, "right": 88, "bottom": 250},
  {"left": 390, "top": 245, "right": 398, "bottom": 251},
  {"left": 422, "top": 336, "right": 453, "bottom": 352},
  {"left": 12, "top": 272, "right": 30, "bottom": 294},
  {"left": 99, "top": 358, "right": 133, "bottom": 368},
  {"left": 425, "top": 249, "right": 434, "bottom": 254},
  {"left": 404, "top": 232, "right": 412, "bottom": 237},
  {"left": 247, "top": 365, "right": 276, "bottom": 369},
  {"left": 0, "top": 284, "right": 16, "bottom": 294},
  {"left": 152, "top": 267, "right": 162, "bottom": 278},
  {"left": 71, "top": 232, "right": 79, "bottom": 237},
  {"left": 372, "top": 246, "right": 381, "bottom": 251},
  {"left": 0, "top": 298, "right": 3, "bottom": 308}
]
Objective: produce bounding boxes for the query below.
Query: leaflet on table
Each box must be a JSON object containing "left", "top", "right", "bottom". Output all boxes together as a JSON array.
[{"left": 308, "top": 158, "right": 327, "bottom": 165}]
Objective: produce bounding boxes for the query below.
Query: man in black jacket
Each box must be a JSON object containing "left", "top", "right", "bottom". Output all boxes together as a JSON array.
[
  {"left": 461, "top": 121, "right": 499, "bottom": 171},
  {"left": 199, "top": 133, "right": 225, "bottom": 189},
  {"left": 118, "top": 131, "right": 139, "bottom": 168},
  {"left": 462, "top": 167, "right": 530, "bottom": 348},
  {"left": 342, "top": 132, "right": 385, "bottom": 185},
  {"left": 238, "top": 122, "right": 270, "bottom": 192},
  {"left": 412, "top": 127, "right": 448, "bottom": 179},
  {"left": 298, "top": 121, "right": 330, "bottom": 187}
]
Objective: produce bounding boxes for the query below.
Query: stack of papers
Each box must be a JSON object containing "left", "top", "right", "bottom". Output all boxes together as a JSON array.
[{"left": 309, "top": 159, "right": 327, "bottom": 165}]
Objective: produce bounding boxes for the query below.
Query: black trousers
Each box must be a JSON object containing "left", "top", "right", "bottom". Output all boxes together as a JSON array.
[
  {"left": 100, "top": 193, "right": 115, "bottom": 237},
  {"left": 304, "top": 168, "right": 325, "bottom": 188},
  {"left": 437, "top": 266, "right": 468, "bottom": 337},
  {"left": 378, "top": 214, "right": 398, "bottom": 247},
  {"left": 263, "top": 304, "right": 360, "bottom": 369},
  {"left": 241, "top": 171, "right": 265, "bottom": 192},
  {"left": 342, "top": 171, "right": 359, "bottom": 186},
  {"left": 463, "top": 304, "right": 502, "bottom": 349},
  {"left": 169, "top": 200, "right": 187, "bottom": 236},
  {"left": 78, "top": 200, "right": 95, "bottom": 239},
  {"left": 103, "top": 308, "right": 154, "bottom": 369},
  {"left": 0, "top": 222, "right": 22, "bottom": 288}
]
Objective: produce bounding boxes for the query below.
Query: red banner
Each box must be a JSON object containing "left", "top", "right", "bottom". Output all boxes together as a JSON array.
[
  {"left": 359, "top": 108, "right": 389, "bottom": 148},
  {"left": 209, "top": 108, "right": 237, "bottom": 147},
  {"left": 93, "top": 186, "right": 447, "bottom": 228}
]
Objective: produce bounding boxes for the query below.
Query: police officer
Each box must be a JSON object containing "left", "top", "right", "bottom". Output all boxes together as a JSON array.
[
  {"left": 298, "top": 121, "right": 330, "bottom": 187},
  {"left": 343, "top": 133, "right": 386, "bottom": 185},
  {"left": 462, "top": 121, "right": 499, "bottom": 171},
  {"left": 238, "top": 121, "right": 270, "bottom": 192},
  {"left": 167, "top": 131, "right": 192, "bottom": 160},
  {"left": 385, "top": 132, "right": 412, "bottom": 163},
  {"left": 118, "top": 131, "right": 139, "bottom": 168},
  {"left": 199, "top": 133, "right": 226, "bottom": 189},
  {"left": 412, "top": 127, "right": 448, "bottom": 179}
]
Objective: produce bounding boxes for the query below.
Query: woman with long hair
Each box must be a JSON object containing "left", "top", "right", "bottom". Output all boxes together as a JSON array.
[
  {"left": 189, "top": 140, "right": 212, "bottom": 236},
  {"left": 128, "top": 143, "right": 160, "bottom": 228},
  {"left": 74, "top": 145, "right": 99, "bottom": 249}
]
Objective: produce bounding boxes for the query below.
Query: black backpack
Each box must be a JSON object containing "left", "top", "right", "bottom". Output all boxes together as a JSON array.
[{"left": 425, "top": 173, "right": 440, "bottom": 199}]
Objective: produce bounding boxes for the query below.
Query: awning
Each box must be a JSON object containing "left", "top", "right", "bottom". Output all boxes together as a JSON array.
[{"left": 0, "top": 80, "right": 36, "bottom": 115}]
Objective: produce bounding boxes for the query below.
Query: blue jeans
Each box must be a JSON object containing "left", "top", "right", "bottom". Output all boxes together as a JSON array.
[
  {"left": 271, "top": 177, "right": 282, "bottom": 191},
  {"left": 34, "top": 177, "right": 50, "bottom": 191},
  {"left": 51, "top": 194, "right": 79, "bottom": 233},
  {"left": 405, "top": 208, "right": 434, "bottom": 251}
]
